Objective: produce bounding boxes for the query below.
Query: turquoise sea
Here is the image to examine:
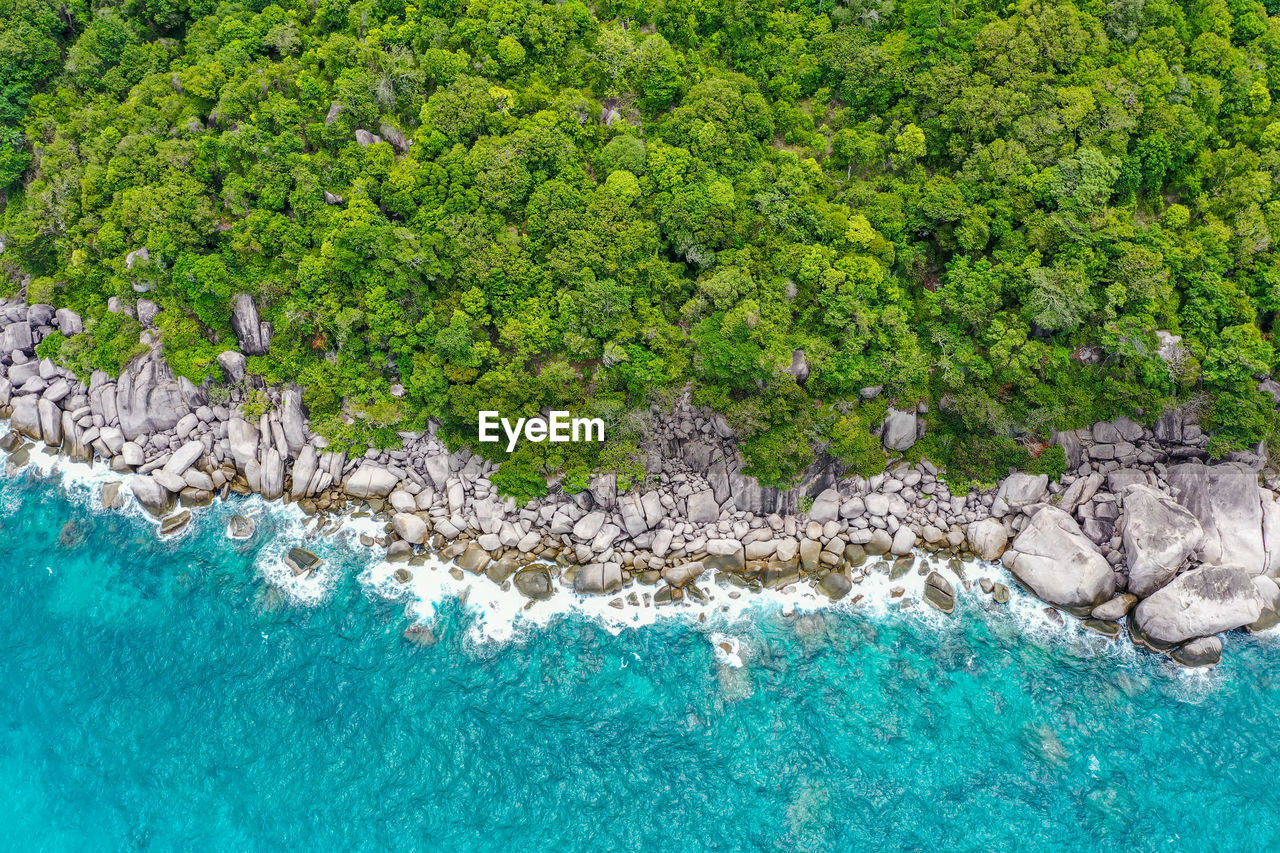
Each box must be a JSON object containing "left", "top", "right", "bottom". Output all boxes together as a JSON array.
[{"left": 1, "top": 462, "right": 1278, "bottom": 852}]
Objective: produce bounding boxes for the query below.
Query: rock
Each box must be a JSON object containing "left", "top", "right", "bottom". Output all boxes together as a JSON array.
[
  {"left": 9, "top": 396, "right": 39, "bottom": 440},
  {"left": 992, "top": 582, "right": 1010, "bottom": 604},
  {"left": 1091, "top": 594, "right": 1136, "bottom": 621},
  {"left": 1081, "top": 619, "right": 1121, "bottom": 639},
  {"left": 785, "top": 349, "right": 810, "bottom": 384},
  {"left": 55, "top": 308, "right": 83, "bottom": 336},
  {"left": 1009, "top": 506, "right": 1116, "bottom": 611},
  {"left": 865, "top": 529, "right": 893, "bottom": 556},
  {"left": 230, "top": 293, "right": 271, "bottom": 355},
  {"left": 120, "top": 441, "right": 144, "bottom": 467},
  {"left": 228, "top": 514, "right": 256, "bottom": 539},
  {"left": 456, "top": 544, "right": 489, "bottom": 574},
  {"left": 217, "top": 350, "right": 246, "bottom": 382},
  {"left": 923, "top": 574, "right": 956, "bottom": 614},
  {"left": 1170, "top": 636, "right": 1223, "bottom": 668},
  {"left": 661, "top": 561, "right": 705, "bottom": 588},
  {"left": 1133, "top": 564, "right": 1264, "bottom": 645},
  {"left": 151, "top": 469, "right": 186, "bottom": 493},
  {"left": 575, "top": 563, "right": 623, "bottom": 594},
  {"left": 130, "top": 476, "right": 171, "bottom": 517},
  {"left": 486, "top": 557, "right": 519, "bottom": 584},
  {"left": 284, "top": 548, "right": 322, "bottom": 576},
  {"left": 997, "top": 472, "right": 1048, "bottom": 509},
  {"left": 572, "top": 511, "right": 606, "bottom": 541},
  {"left": 259, "top": 448, "right": 284, "bottom": 500},
  {"left": 115, "top": 355, "right": 192, "bottom": 441},
  {"left": 966, "top": 518, "right": 1007, "bottom": 561},
  {"left": 890, "top": 526, "right": 916, "bottom": 556},
  {"left": 378, "top": 123, "right": 409, "bottom": 152},
  {"left": 1167, "top": 462, "right": 1265, "bottom": 573},
  {"left": 344, "top": 463, "right": 399, "bottom": 498},
  {"left": 818, "top": 571, "right": 852, "bottom": 600},
  {"left": 1121, "top": 485, "right": 1204, "bottom": 597},
  {"left": 686, "top": 489, "right": 719, "bottom": 523},
  {"left": 280, "top": 385, "right": 306, "bottom": 456},
  {"left": 37, "top": 397, "right": 62, "bottom": 446},
  {"left": 124, "top": 247, "right": 149, "bottom": 269},
  {"left": 100, "top": 481, "right": 124, "bottom": 509},
  {"left": 882, "top": 407, "right": 918, "bottom": 451},
  {"left": 393, "top": 512, "right": 429, "bottom": 545},
  {"left": 160, "top": 510, "right": 191, "bottom": 535},
  {"left": 807, "top": 488, "right": 840, "bottom": 524},
  {"left": 799, "top": 538, "right": 821, "bottom": 571},
  {"left": 514, "top": 567, "right": 554, "bottom": 600},
  {"left": 163, "top": 440, "right": 205, "bottom": 477},
  {"left": 402, "top": 623, "right": 436, "bottom": 646},
  {"left": 354, "top": 128, "right": 383, "bottom": 147},
  {"left": 228, "top": 418, "right": 258, "bottom": 469}
]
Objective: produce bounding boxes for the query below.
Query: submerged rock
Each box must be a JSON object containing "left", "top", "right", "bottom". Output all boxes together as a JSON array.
[
  {"left": 1170, "top": 636, "right": 1223, "bottom": 668},
  {"left": 284, "top": 547, "right": 322, "bottom": 576},
  {"left": 228, "top": 514, "right": 256, "bottom": 539}
]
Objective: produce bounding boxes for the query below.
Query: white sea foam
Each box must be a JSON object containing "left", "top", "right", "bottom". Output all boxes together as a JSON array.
[{"left": 0, "top": 441, "right": 1225, "bottom": 675}]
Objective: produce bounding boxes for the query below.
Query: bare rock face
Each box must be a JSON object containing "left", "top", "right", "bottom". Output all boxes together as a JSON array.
[
  {"left": 114, "top": 355, "right": 191, "bottom": 441},
  {"left": 1009, "top": 506, "right": 1116, "bottom": 612},
  {"left": 1167, "top": 462, "right": 1265, "bottom": 574},
  {"left": 230, "top": 293, "right": 272, "bottom": 355},
  {"left": 1133, "top": 564, "right": 1265, "bottom": 645},
  {"left": 354, "top": 129, "right": 382, "bottom": 147},
  {"left": 1120, "top": 485, "right": 1204, "bottom": 597},
  {"left": 217, "top": 350, "right": 246, "bottom": 382}
]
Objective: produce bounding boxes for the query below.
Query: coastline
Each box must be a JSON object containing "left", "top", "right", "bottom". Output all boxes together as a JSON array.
[{"left": 2, "top": 295, "right": 1278, "bottom": 666}]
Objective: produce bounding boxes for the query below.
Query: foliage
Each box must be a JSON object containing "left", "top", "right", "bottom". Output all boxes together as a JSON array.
[{"left": 3, "top": 0, "right": 1280, "bottom": 498}]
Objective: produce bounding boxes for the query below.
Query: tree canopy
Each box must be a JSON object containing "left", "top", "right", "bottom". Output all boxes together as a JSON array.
[{"left": 3, "top": 0, "right": 1280, "bottom": 498}]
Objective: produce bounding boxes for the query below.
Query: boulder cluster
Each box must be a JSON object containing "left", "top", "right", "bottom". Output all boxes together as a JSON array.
[{"left": 0, "top": 295, "right": 1274, "bottom": 667}]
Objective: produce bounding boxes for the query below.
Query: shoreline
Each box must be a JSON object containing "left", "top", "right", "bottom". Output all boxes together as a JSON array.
[
  {"left": 2, "top": 295, "right": 1278, "bottom": 666},
  {"left": 0, "top": 440, "right": 1177, "bottom": 665}
]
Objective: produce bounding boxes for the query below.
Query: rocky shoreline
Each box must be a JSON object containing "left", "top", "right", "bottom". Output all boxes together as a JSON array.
[{"left": 1, "top": 294, "right": 1278, "bottom": 667}]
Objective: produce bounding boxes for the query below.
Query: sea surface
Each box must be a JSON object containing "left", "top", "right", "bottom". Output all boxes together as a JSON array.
[{"left": 1, "top": 458, "right": 1277, "bottom": 852}]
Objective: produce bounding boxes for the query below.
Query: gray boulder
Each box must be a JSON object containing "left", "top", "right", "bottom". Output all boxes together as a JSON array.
[
  {"left": 807, "top": 488, "right": 840, "bottom": 524},
  {"left": 966, "top": 518, "right": 1008, "bottom": 561},
  {"left": 1167, "top": 462, "right": 1265, "bottom": 573},
  {"left": 574, "top": 563, "right": 622, "bottom": 594},
  {"left": 130, "top": 475, "right": 171, "bottom": 517},
  {"left": 882, "top": 407, "right": 917, "bottom": 451},
  {"left": 230, "top": 294, "right": 271, "bottom": 355},
  {"left": 1009, "top": 506, "right": 1116, "bottom": 611},
  {"left": 217, "top": 350, "right": 246, "bottom": 382},
  {"left": 1121, "top": 485, "right": 1204, "bottom": 597},
  {"left": 393, "top": 512, "right": 429, "bottom": 545},
  {"left": 686, "top": 489, "right": 719, "bottom": 523},
  {"left": 163, "top": 441, "right": 205, "bottom": 477},
  {"left": 227, "top": 418, "right": 259, "bottom": 469},
  {"left": 1133, "top": 564, "right": 1265, "bottom": 645},
  {"left": 9, "top": 395, "right": 39, "bottom": 440},
  {"left": 344, "top": 463, "right": 398, "bottom": 498},
  {"left": 997, "top": 472, "right": 1047, "bottom": 509}
]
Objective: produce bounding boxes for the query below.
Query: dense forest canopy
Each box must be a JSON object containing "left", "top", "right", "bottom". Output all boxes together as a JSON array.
[{"left": 2, "top": 0, "right": 1280, "bottom": 499}]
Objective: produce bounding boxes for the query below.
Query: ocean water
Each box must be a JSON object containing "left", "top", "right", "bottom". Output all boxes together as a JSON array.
[{"left": 1, "top": 460, "right": 1278, "bottom": 852}]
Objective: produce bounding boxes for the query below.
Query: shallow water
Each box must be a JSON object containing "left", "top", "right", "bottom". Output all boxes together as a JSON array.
[{"left": 1, "top": 463, "right": 1277, "bottom": 852}]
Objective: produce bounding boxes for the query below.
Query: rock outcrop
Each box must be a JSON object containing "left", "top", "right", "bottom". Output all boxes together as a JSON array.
[{"left": 1167, "top": 462, "right": 1265, "bottom": 573}]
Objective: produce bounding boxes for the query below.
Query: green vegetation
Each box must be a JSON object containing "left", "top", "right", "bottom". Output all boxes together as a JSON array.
[{"left": 3, "top": 0, "right": 1280, "bottom": 499}]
